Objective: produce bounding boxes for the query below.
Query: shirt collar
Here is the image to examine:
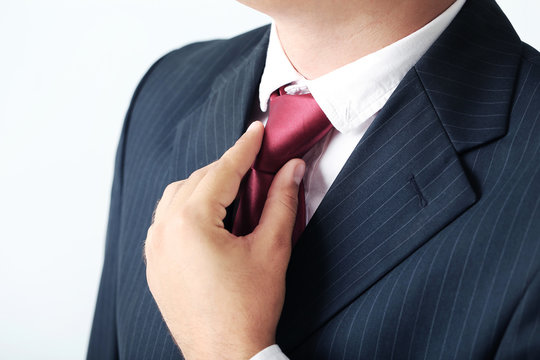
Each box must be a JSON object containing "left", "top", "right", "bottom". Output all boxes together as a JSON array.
[
  {"left": 258, "top": 0, "right": 466, "bottom": 134},
  {"left": 258, "top": 22, "right": 305, "bottom": 112}
]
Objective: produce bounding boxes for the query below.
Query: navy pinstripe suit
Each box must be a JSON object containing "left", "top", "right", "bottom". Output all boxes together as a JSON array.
[{"left": 88, "top": 0, "right": 540, "bottom": 358}]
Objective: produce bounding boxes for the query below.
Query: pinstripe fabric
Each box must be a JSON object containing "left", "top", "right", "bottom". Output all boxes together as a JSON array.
[{"left": 87, "top": 0, "right": 540, "bottom": 358}]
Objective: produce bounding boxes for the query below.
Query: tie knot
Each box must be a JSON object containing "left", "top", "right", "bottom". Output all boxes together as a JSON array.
[{"left": 254, "top": 90, "right": 333, "bottom": 173}]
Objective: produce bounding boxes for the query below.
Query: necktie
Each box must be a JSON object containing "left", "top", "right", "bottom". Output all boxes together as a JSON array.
[{"left": 232, "top": 87, "right": 333, "bottom": 245}]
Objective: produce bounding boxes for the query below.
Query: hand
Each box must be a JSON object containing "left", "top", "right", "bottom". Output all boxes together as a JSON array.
[{"left": 144, "top": 121, "right": 305, "bottom": 360}]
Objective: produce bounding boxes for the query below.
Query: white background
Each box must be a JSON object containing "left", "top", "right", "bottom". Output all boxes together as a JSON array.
[{"left": 0, "top": 1, "right": 537, "bottom": 359}]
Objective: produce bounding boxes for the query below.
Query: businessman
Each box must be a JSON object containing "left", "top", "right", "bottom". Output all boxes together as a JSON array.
[{"left": 88, "top": 0, "right": 540, "bottom": 358}]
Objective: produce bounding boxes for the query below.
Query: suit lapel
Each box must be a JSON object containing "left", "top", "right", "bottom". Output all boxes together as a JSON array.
[
  {"left": 277, "top": 71, "right": 479, "bottom": 350},
  {"left": 170, "top": 27, "right": 270, "bottom": 180},
  {"left": 277, "top": 0, "right": 522, "bottom": 352},
  {"left": 168, "top": 0, "right": 523, "bottom": 352}
]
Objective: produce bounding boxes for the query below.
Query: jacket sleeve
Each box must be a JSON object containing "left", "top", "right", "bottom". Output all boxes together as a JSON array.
[
  {"left": 86, "top": 54, "right": 169, "bottom": 359},
  {"left": 86, "top": 116, "right": 126, "bottom": 359},
  {"left": 495, "top": 268, "right": 540, "bottom": 359},
  {"left": 86, "top": 95, "right": 130, "bottom": 360}
]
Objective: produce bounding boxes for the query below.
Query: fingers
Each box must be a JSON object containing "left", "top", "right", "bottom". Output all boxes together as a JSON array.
[
  {"left": 155, "top": 121, "right": 264, "bottom": 229},
  {"left": 254, "top": 159, "right": 305, "bottom": 250},
  {"left": 154, "top": 163, "right": 215, "bottom": 221},
  {"left": 171, "top": 163, "right": 215, "bottom": 206},
  {"left": 191, "top": 121, "right": 264, "bottom": 212}
]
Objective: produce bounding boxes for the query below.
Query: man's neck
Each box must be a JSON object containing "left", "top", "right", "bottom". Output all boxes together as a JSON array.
[{"left": 272, "top": 0, "right": 457, "bottom": 79}]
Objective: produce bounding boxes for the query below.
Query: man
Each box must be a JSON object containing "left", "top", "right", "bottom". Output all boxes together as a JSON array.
[{"left": 88, "top": 0, "right": 540, "bottom": 358}]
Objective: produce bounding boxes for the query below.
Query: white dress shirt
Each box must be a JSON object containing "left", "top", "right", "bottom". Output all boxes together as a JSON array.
[{"left": 249, "top": 1, "right": 465, "bottom": 358}]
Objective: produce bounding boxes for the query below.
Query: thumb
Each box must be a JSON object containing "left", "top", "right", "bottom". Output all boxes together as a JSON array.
[{"left": 253, "top": 159, "right": 306, "bottom": 253}]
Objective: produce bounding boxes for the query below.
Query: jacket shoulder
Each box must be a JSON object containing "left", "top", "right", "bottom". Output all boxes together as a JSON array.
[
  {"left": 148, "top": 25, "right": 270, "bottom": 83},
  {"left": 125, "top": 25, "right": 269, "bottom": 128},
  {"left": 119, "top": 25, "right": 270, "bottom": 177}
]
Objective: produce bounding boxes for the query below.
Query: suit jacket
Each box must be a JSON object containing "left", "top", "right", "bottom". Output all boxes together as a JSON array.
[{"left": 88, "top": 0, "right": 540, "bottom": 358}]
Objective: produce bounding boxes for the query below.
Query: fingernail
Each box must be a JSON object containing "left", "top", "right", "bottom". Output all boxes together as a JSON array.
[
  {"left": 247, "top": 121, "right": 260, "bottom": 132},
  {"left": 293, "top": 162, "right": 305, "bottom": 186}
]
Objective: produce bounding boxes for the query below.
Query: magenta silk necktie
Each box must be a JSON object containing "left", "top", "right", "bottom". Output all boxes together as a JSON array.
[{"left": 232, "top": 88, "right": 333, "bottom": 245}]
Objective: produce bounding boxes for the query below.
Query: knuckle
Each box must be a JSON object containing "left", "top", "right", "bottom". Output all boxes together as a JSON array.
[
  {"left": 188, "top": 167, "right": 206, "bottom": 181},
  {"left": 143, "top": 232, "right": 155, "bottom": 263},
  {"left": 278, "top": 193, "right": 298, "bottom": 215},
  {"left": 143, "top": 240, "right": 151, "bottom": 264},
  {"left": 163, "top": 181, "right": 182, "bottom": 198},
  {"left": 177, "top": 205, "right": 195, "bottom": 222},
  {"left": 173, "top": 201, "right": 208, "bottom": 227},
  {"left": 164, "top": 182, "right": 176, "bottom": 193},
  {"left": 268, "top": 230, "right": 292, "bottom": 256},
  {"left": 144, "top": 219, "right": 182, "bottom": 257},
  {"left": 234, "top": 136, "right": 247, "bottom": 148},
  {"left": 272, "top": 188, "right": 298, "bottom": 215},
  {"left": 184, "top": 200, "right": 212, "bottom": 222},
  {"left": 219, "top": 154, "right": 245, "bottom": 180},
  {"left": 145, "top": 224, "right": 160, "bottom": 249},
  {"left": 216, "top": 205, "right": 227, "bottom": 222},
  {"left": 218, "top": 153, "right": 234, "bottom": 169}
]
